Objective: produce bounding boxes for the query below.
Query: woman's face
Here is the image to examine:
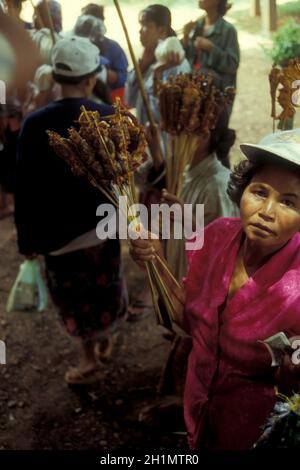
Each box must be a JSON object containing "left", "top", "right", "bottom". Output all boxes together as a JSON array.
[
  {"left": 139, "top": 14, "right": 166, "bottom": 50},
  {"left": 198, "top": 0, "right": 220, "bottom": 12},
  {"left": 240, "top": 163, "right": 300, "bottom": 250}
]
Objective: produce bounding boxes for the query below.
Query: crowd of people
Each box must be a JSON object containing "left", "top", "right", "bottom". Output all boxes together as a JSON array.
[{"left": 1, "top": 0, "right": 300, "bottom": 453}]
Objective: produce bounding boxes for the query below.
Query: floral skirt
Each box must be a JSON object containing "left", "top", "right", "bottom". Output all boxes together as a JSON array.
[{"left": 45, "top": 240, "right": 127, "bottom": 342}]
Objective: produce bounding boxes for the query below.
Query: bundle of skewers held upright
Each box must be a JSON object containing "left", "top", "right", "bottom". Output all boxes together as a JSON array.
[
  {"left": 47, "top": 98, "right": 147, "bottom": 207},
  {"left": 47, "top": 98, "right": 180, "bottom": 331},
  {"left": 157, "top": 73, "right": 230, "bottom": 196}
]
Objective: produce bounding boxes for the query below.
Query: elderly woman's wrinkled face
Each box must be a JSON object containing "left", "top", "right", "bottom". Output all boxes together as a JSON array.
[{"left": 240, "top": 163, "right": 300, "bottom": 250}]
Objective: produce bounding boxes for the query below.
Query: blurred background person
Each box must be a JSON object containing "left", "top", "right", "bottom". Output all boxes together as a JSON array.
[
  {"left": 182, "top": 0, "right": 239, "bottom": 104},
  {"left": 126, "top": 4, "right": 190, "bottom": 127},
  {"left": 81, "top": 2, "right": 104, "bottom": 21},
  {"left": 0, "top": 8, "right": 40, "bottom": 218},
  {"left": 74, "top": 5, "right": 128, "bottom": 102},
  {"left": 15, "top": 36, "right": 127, "bottom": 385},
  {"left": 34, "top": 0, "right": 62, "bottom": 33}
]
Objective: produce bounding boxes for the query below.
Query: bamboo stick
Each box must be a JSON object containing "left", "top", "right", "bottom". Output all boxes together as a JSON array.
[
  {"left": 145, "top": 263, "right": 164, "bottom": 326},
  {"left": 131, "top": 214, "right": 176, "bottom": 330},
  {"left": 113, "top": 0, "right": 164, "bottom": 162},
  {"left": 113, "top": 0, "right": 155, "bottom": 127},
  {"left": 154, "top": 252, "right": 181, "bottom": 289},
  {"left": 174, "top": 16, "right": 204, "bottom": 36},
  {"left": 149, "top": 262, "right": 176, "bottom": 323},
  {"left": 165, "top": 136, "right": 172, "bottom": 193}
]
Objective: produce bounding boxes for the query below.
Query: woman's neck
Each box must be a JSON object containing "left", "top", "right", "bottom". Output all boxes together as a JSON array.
[
  {"left": 190, "top": 150, "right": 210, "bottom": 169},
  {"left": 242, "top": 237, "right": 285, "bottom": 272},
  {"left": 189, "top": 135, "right": 211, "bottom": 169},
  {"left": 205, "top": 10, "right": 220, "bottom": 26}
]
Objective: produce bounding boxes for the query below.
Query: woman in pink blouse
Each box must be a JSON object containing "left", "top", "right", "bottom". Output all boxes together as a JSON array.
[{"left": 129, "top": 129, "right": 300, "bottom": 450}]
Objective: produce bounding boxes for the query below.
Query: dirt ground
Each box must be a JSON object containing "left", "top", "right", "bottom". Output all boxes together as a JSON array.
[
  {"left": 1, "top": 5, "right": 300, "bottom": 452},
  {"left": 0, "top": 234, "right": 189, "bottom": 451}
]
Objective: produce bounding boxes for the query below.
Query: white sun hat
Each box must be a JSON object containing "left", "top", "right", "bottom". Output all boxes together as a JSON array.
[
  {"left": 240, "top": 129, "right": 300, "bottom": 167},
  {"left": 52, "top": 35, "right": 101, "bottom": 77}
]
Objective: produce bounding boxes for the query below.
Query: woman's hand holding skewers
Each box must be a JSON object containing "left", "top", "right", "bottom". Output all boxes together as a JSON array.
[
  {"left": 128, "top": 225, "right": 164, "bottom": 268},
  {"left": 128, "top": 225, "right": 187, "bottom": 331}
]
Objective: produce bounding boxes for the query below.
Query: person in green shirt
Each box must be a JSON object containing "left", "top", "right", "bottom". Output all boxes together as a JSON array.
[{"left": 182, "top": 0, "right": 240, "bottom": 96}]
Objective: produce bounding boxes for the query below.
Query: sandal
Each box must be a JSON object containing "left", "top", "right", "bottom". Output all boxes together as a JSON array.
[
  {"left": 64, "top": 366, "right": 103, "bottom": 385},
  {"left": 127, "top": 299, "right": 152, "bottom": 322}
]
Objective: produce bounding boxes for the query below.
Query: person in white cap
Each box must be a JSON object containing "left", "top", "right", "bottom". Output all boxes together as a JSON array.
[
  {"left": 15, "top": 36, "right": 127, "bottom": 385},
  {"left": 128, "top": 129, "right": 300, "bottom": 450}
]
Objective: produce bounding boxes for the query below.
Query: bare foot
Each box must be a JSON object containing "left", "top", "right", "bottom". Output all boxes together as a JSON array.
[{"left": 65, "top": 338, "right": 99, "bottom": 384}]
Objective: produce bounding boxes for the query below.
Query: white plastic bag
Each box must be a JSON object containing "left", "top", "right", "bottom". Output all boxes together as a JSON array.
[
  {"left": 6, "top": 260, "right": 48, "bottom": 313},
  {"left": 155, "top": 37, "right": 185, "bottom": 64}
]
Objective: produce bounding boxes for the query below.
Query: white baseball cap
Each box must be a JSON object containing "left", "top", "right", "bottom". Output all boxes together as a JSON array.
[
  {"left": 52, "top": 36, "right": 101, "bottom": 78},
  {"left": 240, "top": 129, "right": 300, "bottom": 167}
]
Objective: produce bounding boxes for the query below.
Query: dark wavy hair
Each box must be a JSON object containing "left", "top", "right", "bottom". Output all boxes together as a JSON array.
[{"left": 227, "top": 157, "right": 300, "bottom": 206}]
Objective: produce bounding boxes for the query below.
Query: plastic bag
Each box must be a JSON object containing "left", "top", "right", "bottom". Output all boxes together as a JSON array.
[
  {"left": 155, "top": 37, "right": 185, "bottom": 64},
  {"left": 6, "top": 260, "right": 48, "bottom": 312}
]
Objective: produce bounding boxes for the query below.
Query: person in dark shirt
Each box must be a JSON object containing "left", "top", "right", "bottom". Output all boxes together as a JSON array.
[{"left": 15, "top": 36, "right": 127, "bottom": 385}]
